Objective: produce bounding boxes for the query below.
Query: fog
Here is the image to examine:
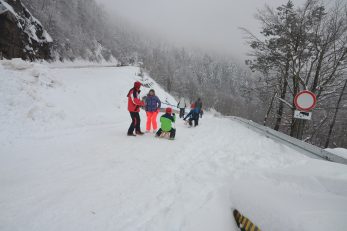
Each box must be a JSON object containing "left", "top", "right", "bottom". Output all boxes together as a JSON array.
[{"left": 96, "top": 0, "right": 307, "bottom": 60}]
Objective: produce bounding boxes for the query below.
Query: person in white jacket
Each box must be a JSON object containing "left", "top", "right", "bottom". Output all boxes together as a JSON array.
[{"left": 177, "top": 97, "right": 188, "bottom": 118}]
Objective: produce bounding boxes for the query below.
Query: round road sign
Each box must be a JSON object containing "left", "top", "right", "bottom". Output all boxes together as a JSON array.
[{"left": 294, "top": 90, "right": 317, "bottom": 112}]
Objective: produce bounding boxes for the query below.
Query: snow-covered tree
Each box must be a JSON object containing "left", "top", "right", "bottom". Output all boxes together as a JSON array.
[{"left": 244, "top": 0, "right": 347, "bottom": 146}]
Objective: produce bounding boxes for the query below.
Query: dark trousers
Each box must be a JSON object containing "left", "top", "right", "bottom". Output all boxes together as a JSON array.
[
  {"left": 128, "top": 112, "right": 141, "bottom": 134},
  {"left": 179, "top": 108, "right": 185, "bottom": 118},
  {"left": 156, "top": 128, "right": 176, "bottom": 138},
  {"left": 189, "top": 118, "right": 198, "bottom": 127}
]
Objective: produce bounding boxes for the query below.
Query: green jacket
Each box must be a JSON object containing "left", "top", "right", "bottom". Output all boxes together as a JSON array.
[{"left": 160, "top": 113, "right": 176, "bottom": 132}]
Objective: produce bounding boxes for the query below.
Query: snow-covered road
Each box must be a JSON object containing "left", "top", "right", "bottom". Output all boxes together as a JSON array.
[{"left": 1, "top": 60, "right": 347, "bottom": 231}]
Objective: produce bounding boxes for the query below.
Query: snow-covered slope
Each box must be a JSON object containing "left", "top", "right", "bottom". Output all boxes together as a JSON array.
[
  {"left": 326, "top": 148, "right": 347, "bottom": 159},
  {"left": 1, "top": 59, "right": 347, "bottom": 231}
]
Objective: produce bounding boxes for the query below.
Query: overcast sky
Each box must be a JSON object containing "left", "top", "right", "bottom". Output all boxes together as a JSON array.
[{"left": 95, "top": 0, "right": 307, "bottom": 60}]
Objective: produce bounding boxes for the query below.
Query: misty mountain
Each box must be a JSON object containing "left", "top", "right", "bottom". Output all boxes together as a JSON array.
[{"left": 21, "top": 0, "right": 140, "bottom": 62}]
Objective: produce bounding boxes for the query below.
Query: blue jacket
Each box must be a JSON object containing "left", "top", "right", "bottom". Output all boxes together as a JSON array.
[
  {"left": 195, "top": 100, "right": 202, "bottom": 112},
  {"left": 145, "top": 95, "right": 161, "bottom": 112},
  {"left": 184, "top": 108, "right": 199, "bottom": 120}
]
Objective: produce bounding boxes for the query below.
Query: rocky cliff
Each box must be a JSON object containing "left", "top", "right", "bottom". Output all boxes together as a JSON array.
[{"left": 0, "top": 0, "right": 52, "bottom": 60}]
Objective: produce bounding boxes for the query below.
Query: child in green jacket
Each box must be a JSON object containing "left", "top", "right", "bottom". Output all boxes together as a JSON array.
[{"left": 156, "top": 107, "right": 176, "bottom": 140}]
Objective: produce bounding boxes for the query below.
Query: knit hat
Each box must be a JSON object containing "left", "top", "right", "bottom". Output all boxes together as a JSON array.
[
  {"left": 134, "top": 81, "right": 142, "bottom": 89},
  {"left": 148, "top": 89, "right": 155, "bottom": 95},
  {"left": 166, "top": 107, "right": 173, "bottom": 114}
]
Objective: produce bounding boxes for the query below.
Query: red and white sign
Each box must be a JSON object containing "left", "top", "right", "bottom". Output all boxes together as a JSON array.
[{"left": 294, "top": 90, "right": 317, "bottom": 112}]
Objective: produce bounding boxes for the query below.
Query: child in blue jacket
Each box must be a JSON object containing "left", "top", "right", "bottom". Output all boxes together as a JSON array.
[{"left": 183, "top": 104, "right": 199, "bottom": 127}]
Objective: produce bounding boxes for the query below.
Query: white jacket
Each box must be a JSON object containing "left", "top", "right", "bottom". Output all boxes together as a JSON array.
[{"left": 177, "top": 97, "right": 188, "bottom": 108}]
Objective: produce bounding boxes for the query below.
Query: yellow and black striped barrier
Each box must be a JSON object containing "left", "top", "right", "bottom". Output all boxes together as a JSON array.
[{"left": 233, "top": 209, "right": 261, "bottom": 231}]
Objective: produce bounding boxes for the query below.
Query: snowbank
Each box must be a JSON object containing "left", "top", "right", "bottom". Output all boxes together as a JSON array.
[
  {"left": 47, "top": 57, "right": 119, "bottom": 68},
  {"left": 326, "top": 148, "right": 347, "bottom": 159},
  {"left": 0, "top": 58, "right": 35, "bottom": 70}
]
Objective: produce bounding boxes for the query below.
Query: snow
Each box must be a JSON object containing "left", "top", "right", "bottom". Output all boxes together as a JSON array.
[
  {"left": 42, "top": 30, "right": 53, "bottom": 43},
  {"left": 0, "top": 0, "right": 8, "bottom": 14},
  {"left": 1, "top": 59, "right": 347, "bottom": 231},
  {"left": 326, "top": 148, "right": 347, "bottom": 159},
  {"left": 24, "top": 14, "right": 52, "bottom": 44},
  {"left": 47, "top": 58, "right": 119, "bottom": 68},
  {"left": 0, "top": 0, "right": 15, "bottom": 15},
  {"left": 1, "top": 58, "right": 34, "bottom": 70},
  {"left": 24, "top": 44, "right": 34, "bottom": 51}
]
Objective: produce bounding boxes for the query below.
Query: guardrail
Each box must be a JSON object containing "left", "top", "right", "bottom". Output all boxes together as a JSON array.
[{"left": 227, "top": 116, "right": 347, "bottom": 165}]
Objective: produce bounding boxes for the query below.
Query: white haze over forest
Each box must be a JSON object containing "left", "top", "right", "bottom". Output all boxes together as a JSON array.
[{"left": 95, "top": 0, "right": 308, "bottom": 60}]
